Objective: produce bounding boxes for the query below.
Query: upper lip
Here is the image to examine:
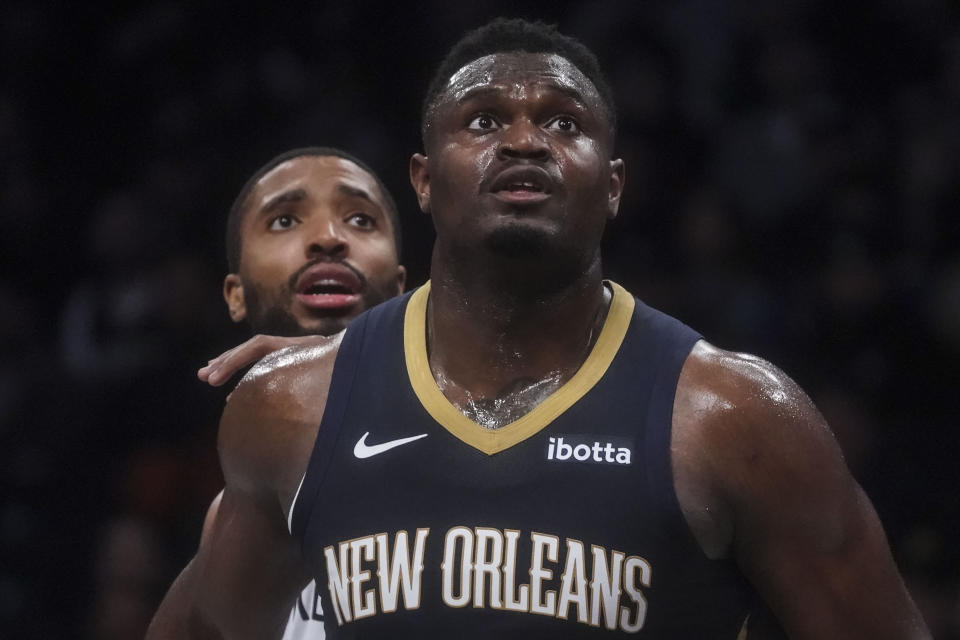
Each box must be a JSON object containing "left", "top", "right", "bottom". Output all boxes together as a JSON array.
[
  {"left": 485, "top": 164, "right": 555, "bottom": 195},
  {"left": 294, "top": 261, "right": 363, "bottom": 295}
]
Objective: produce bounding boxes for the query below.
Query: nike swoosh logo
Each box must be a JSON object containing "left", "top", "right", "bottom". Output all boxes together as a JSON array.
[{"left": 353, "top": 431, "right": 428, "bottom": 459}]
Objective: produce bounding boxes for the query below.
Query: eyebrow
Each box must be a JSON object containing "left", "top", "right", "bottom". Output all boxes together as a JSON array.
[
  {"left": 336, "top": 183, "right": 378, "bottom": 207},
  {"left": 261, "top": 188, "right": 307, "bottom": 214}
]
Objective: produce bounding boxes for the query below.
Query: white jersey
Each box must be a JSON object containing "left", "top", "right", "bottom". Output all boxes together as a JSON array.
[
  {"left": 284, "top": 479, "right": 325, "bottom": 639},
  {"left": 281, "top": 579, "right": 325, "bottom": 640}
]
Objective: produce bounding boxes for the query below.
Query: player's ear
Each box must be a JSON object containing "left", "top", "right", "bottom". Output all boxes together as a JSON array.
[
  {"left": 223, "top": 273, "right": 247, "bottom": 323},
  {"left": 409, "top": 153, "right": 431, "bottom": 214},
  {"left": 607, "top": 158, "right": 625, "bottom": 221},
  {"left": 395, "top": 265, "right": 407, "bottom": 294}
]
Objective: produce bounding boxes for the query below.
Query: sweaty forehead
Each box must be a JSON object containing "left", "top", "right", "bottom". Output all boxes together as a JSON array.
[{"left": 441, "top": 52, "right": 603, "bottom": 110}]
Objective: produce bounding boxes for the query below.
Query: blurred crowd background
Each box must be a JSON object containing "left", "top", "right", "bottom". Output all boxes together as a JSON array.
[{"left": 1, "top": 0, "right": 958, "bottom": 637}]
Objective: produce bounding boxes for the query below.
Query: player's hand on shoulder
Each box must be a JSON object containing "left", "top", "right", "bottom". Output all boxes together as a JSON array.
[
  {"left": 217, "top": 334, "right": 341, "bottom": 499},
  {"left": 199, "top": 333, "right": 335, "bottom": 386}
]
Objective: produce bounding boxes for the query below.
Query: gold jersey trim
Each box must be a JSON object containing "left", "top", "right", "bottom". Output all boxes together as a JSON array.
[{"left": 404, "top": 281, "right": 635, "bottom": 455}]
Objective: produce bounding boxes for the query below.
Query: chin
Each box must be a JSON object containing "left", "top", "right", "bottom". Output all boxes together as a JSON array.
[
  {"left": 480, "top": 222, "right": 593, "bottom": 294},
  {"left": 248, "top": 306, "right": 347, "bottom": 338},
  {"left": 483, "top": 223, "right": 555, "bottom": 258},
  {"left": 299, "top": 316, "right": 352, "bottom": 337}
]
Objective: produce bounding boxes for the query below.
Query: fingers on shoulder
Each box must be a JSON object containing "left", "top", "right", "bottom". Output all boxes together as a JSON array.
[
  {"left": 243, "top": 334, "right": 342, "bottom": 387},
  {"left": 228, "top": 334, "right": 342, "bottom": 413}
]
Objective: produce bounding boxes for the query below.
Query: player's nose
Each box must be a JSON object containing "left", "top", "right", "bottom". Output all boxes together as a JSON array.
[
  {"left": 498, "top": 118, "right": 550, "bottom": 161},
  {"left": 305, "top": 216, "right": 347, "bottom": 258}
]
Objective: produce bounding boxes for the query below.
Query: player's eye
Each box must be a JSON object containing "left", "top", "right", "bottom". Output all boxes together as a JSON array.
[
  {"left": 546, "top": 115, "right": 581, "bottom": 134},
  {"left": 268, "top": 214, "right": 298, "bottom": 230},
  {"left": 346, "top": 212, "right": 376, "bottom": 229},
  {"left": 467, "top": 114, "right": 500, "bottom": 131}
]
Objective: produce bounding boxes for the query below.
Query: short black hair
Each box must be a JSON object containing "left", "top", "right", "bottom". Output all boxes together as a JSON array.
[
  {"left": 225, "top": 146, "right": 402, "bottom": 272},
  {"left": 421, "top": 18, "right": 616, "bottom": 145}
]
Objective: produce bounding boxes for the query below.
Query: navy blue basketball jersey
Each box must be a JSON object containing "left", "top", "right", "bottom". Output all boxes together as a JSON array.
[{"left": 291, "top": 282, "right": 754, "bottom": 638}]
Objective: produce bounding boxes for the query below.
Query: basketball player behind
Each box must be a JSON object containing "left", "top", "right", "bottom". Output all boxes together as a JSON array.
[
  {"left": 146, "top": 147, "right": 405, "bottom": 639},
  {"left": 148, "top": 19, "right": 931, "bottom": 639}
]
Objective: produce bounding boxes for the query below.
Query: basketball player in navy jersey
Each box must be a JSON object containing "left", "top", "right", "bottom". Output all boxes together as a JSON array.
[
  {"left": 146, "top": 147, "right": 406, "bottom": 639},
  {"left": 149, "top": 19, "right": 930, "bottom": 639}
]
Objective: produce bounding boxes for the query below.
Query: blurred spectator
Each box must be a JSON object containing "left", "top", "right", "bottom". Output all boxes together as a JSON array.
[{"left": 59, "top": 191, "right": 171, "bottom": 382}]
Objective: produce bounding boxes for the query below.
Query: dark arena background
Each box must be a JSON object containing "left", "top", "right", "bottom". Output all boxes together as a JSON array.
[{"left": 2, "top": 1, "right": 959, "bottom": 637}]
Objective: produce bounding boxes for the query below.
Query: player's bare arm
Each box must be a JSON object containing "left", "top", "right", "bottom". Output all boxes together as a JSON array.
[
  {"left": 672, "top": 341, "right": 930, "bottom": 639},
  {"left": 146, "top": 489, "right": 225, "bottom": 637},
  {"left": 148, "top": 337, "right": 341, "bottom": 639}
]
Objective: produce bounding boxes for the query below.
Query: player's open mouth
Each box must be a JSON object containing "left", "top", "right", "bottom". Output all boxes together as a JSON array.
[
  {"left": 297, "top": 282, "right": 362, "bottom": 310},
  {"left": 295, "top": 263, "right": 363, "bottom": 310},
  {"left": 488, "top": 166, "right": 553, "bottom": 204},
  {"left": 503, "top": 181, "right": 543, "bottom": 193},
  {"left": 302, "top": 281, "right": 354, "bottom": 295}
]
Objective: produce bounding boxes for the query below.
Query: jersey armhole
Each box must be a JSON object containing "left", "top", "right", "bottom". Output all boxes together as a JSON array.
[
  {"left": 290, "top": 316, "right": 368, "bottom": 544},
  {"left": 641, "top": 307, "right": 707, "bottom": 549}
]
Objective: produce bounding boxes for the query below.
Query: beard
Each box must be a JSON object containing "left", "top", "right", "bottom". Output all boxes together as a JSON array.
[
  {"left": 241, "top": 260, "right": 395, "bottom": 337},
  {"left": 241, "top": 285, "right": 322, "bottom": 336},
  {"left": 483, "top": 222, "right": 554, "bottom": 258},
  {"left": 478, "top": 221, "right": 597, "bottom": 297}
]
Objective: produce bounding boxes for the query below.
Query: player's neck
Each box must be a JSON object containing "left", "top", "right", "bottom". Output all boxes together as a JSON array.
[{"left": 425, "top": 263, "right": 609, "bottom": 423}]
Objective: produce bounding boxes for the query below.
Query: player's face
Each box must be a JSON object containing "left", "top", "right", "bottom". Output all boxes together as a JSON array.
[
  {"left": 411, "top": 53, "right": 623, "bottom": 271},
  {"left": 225, "top": 156, "right": 405, "bottom": 336}
]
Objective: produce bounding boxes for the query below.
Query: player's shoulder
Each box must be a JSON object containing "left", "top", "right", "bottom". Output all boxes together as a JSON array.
[
  {"left": 673, "top": 341, "right": 844, "bottom": 556},
  {"left": 218, "top": 334, "right": 343, "bottom": 497},
  {"left": 674, "top": 340, "right": 838, "bottom": 473},
  {"left": 678, "top": 340, "right": 815, "bottom": 430},
  {"left": 676, "top": 339, "right": 843, "bottom": 483}
]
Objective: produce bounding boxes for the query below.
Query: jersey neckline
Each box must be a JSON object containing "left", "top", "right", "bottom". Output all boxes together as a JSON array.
[{"left": 403, "top": 280, "right": 635, "bottom": 455}]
